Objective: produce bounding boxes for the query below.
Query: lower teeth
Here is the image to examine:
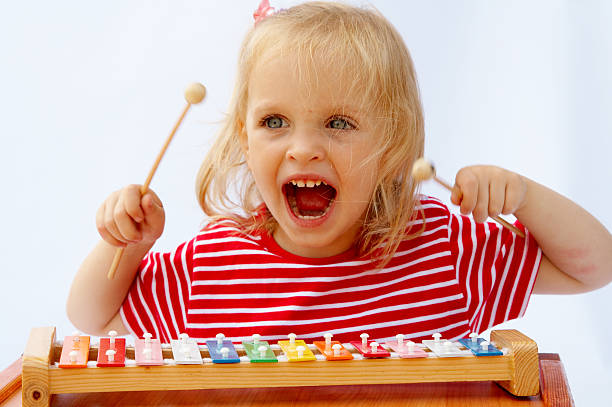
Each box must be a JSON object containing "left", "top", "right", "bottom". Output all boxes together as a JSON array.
[
  {"left": 288, "top": 195, "right": 333, "bottom": 219},
  {"left": 298, "top": 214, "right": 323, "bottom": 220}
]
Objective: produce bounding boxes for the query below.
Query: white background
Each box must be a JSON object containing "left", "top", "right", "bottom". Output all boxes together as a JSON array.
[{"left": 1, "top": 1, "right": 611, "bottom": 404}]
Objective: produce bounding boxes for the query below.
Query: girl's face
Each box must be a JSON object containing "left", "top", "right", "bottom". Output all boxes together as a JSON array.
[{"left": 244, "top": 55, "right": 381, "bottom": 258}]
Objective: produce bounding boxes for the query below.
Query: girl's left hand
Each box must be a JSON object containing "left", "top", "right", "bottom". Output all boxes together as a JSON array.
[{"left": 451, "top": 165, "right": 527, "bottom": 223}]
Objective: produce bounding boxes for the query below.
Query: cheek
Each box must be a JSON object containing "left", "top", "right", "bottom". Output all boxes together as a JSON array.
[
  {"left": 246, "top": 141, "right": 278, "bottom": 192},
  {"left": 355, "top": 162, "right": 380, "bottom": 204},
  {"left": 340, "top": 150, "right": 379, "bottom": 186},
  {"left": 245, "top": 134, "right": 263, "bottom": 170}
]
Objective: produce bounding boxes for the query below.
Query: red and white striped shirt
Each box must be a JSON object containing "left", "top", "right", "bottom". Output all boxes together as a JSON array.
[{"left": 120, "top": 196, "right": 541, "bottom": 344}]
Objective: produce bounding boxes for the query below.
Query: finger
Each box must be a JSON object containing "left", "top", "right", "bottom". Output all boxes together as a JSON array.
[
  {"left": 114, "top": 194, "right": 143, "bottom": 242},
  {"left": 142, "top": 189, "right": 163, "bottom": 211},
  {"left": 488, "top": 177, "right": 505, "bottom": 218},
  {"left": 123, "top": 184, "right": 145, "bottom": 223},
  {"left": 472, "top": 173, "right": 489, "bottom": 223},
  {"left": 450, "top": 185, "right": 463, "bottom": 206},
  {"left": 98, "top": 224, "right": 127, "bottom": 247},
  {"left": 455, "top": 170, "right": 478, "bottom": 216},
  {"left": 141, "top": 192, "right": 165, "bottom": 232},
  {"left": 97, "top": 198, "right": 126, "bottom": 247},
  {"left": 104, "top": 194, "right": 130, "bottom": 244}
]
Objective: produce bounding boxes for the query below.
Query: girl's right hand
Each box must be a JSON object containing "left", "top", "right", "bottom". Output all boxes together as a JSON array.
[{"left": 96, "top": 185, "right": 165, "bottom": 247}]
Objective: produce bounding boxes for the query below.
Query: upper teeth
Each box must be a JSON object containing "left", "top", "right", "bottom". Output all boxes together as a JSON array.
[{"left": 290, "top": 179, "right": 325, "bottom": 187}]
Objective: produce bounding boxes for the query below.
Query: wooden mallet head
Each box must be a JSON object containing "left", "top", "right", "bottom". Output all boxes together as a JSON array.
[
  {"left": 411, "top": 157, "right": 436, "bottom": 182},
  {"left": 184, "top": 82, "right": 207, "bottom": 104}
]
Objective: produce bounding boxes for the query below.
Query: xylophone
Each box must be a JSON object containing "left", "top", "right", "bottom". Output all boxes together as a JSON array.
[{"left": 21, "top": 327, "right": 540, "bottom": 407}]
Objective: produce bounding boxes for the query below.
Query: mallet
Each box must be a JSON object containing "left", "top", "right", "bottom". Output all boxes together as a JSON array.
[
  {"left": 107, "top": 82, "right": 207, "bottom": 280},
  {"left": 411, "top": 158, "right": 525, "bottom": 238}
]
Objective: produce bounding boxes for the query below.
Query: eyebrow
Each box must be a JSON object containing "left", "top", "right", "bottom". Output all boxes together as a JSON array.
[
  {"left": 250, "top": 101, "right": 282, "bottom": 116},
  {"left": 250, "top": 102, "right": 367, "bottom": 117}
]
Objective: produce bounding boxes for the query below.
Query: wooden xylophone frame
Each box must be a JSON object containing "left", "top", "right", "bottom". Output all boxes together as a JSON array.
[{"left": 21, "top": 327, "right": 540, "bottom": 407}]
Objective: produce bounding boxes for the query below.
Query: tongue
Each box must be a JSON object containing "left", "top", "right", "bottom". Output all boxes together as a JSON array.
[{"left": 295, "top": 184, "right": 335, "bottom": 212}]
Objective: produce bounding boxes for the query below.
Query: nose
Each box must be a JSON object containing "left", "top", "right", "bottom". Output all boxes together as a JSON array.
[{"left": 285, "top": 128, "right": 326, "bottom": 163}]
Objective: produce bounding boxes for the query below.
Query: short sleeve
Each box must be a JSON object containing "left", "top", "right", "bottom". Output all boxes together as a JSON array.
[
  {"left": 449, "top": 212, "right": 542, "bottom": 334},
  {"left": 120, "top": 237, "right": 195, "bottom": 342}
]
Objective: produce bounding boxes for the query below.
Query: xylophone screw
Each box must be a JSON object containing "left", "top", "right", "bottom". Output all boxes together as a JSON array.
[
  {"left": 258, "top": 345, "right": 267, "bottom": 358},
  {"left": 332, "top": 343, "right": 342, "bottom": 357},
  {"left": 221, "top": 347, "right": 229, "bottom": 359},
  {"left": 470, "top": 332, "right": 478, "bottom": 343},
  {"left": 360, "top": 333, "right": 369, "bottom": 348},
  {"left": 407, "top": 340, "right": 415, "bottom": 353},
  {"left": 480, "top": 341, "right": 490, "bottom": 351},
  {"left": 324, "top": 333, "right": 333, "bottom": 349},
  {"left": 396, "top": 334, "right": 404, "bottom": 347},
  {"left": 108, "top": 330, "right": 118, "bottom": 348},
  {"left": 143, "top": 332, "right": 153, "bottom": 347},
  {"left": 143, "top": 347, "right": 152, "bottom": 360},
  {"left": 432, "top": 333, "right": 442, "bottom": 343},
  {"left": 106, "top": 349, "right": 116, "bottom": 362},
  {"left": 252, "top": 333, "right": 261, "bottom": 345},
  {"left": 288, "top": 333, "right": 297, "bottom": 346},
  {"left": 370, "top": 342, "right": 379, "bottom": 353},
  {"left": 296, "top": 345, "right": 305, "bottom": 358},
  {"left": 216, "top": 333, "right": 225, "bottom": 347}
]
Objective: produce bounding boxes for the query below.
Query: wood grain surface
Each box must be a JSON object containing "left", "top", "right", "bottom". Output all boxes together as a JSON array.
[
  {"left": 0, "top": 359, "right": 21, "bottom": 405},
  {"left": 0, "top": 353, "right": 574, "bottom": 406},
  {"left": 538, "top": 354, "right": 575, "bottom": 407}
]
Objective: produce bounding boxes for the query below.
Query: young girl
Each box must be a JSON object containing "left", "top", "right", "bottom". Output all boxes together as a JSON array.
[{"left": 67, "top": 1, "right": 612, "bottom": 344}]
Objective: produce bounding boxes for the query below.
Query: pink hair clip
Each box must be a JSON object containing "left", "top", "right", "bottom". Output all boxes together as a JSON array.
[{"left": 253, "top": 0, "right": 276, "bottom": 25}]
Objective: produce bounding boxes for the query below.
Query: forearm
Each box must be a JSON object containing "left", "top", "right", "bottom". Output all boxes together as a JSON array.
[
  {"left": 66, "top": 240, "right": 153, "bottom": 335},
  {"left": 515, "top": 177, "right": 612, "bottom": 291}
]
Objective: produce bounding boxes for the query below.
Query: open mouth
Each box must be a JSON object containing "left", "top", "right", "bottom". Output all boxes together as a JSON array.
[{"left": 283, "top": 179, "right": 337, "bottom": 220}]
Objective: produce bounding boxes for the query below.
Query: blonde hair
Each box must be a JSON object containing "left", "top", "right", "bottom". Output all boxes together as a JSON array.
[{"left": 196, "top": 1, "right": 425, "bottom": 265}]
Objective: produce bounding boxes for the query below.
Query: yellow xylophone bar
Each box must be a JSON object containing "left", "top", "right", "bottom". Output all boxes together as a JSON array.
[{"left": 21, "top": 327, "right": 540, "bottom": 407}]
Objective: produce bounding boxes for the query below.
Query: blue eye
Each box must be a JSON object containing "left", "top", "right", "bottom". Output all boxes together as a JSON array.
[
  {"left": 264, "top": 116, "right": 286, "bottom": 128},
  {"left": 328, "top": 118, "right": 354, "bottom": 130}
]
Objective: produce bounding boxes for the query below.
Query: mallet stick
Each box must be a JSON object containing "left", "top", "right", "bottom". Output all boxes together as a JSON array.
[{"left": 107, "top": 83, "right": 207, "bottom": 280}]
